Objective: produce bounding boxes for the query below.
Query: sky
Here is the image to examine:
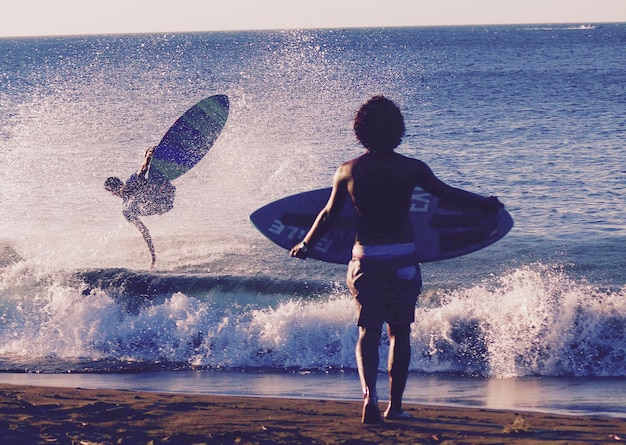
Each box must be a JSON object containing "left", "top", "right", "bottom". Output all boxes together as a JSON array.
[{"left": 1, "top": 0, "right": 625, "bottom": 38}]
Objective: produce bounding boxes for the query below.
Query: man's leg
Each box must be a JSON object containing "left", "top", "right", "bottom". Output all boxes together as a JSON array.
[
  {"left": 385, "top": 323, "right": 411, "bottom": 418},
  {"left": 132, "top": 218, "right": 156, "bottom": 269},
  {"left": 356, "top": 326, "right": 384, "bottom": 424}
]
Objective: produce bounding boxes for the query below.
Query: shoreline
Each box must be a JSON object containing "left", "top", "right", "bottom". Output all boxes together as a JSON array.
[
  {"left": 2, "top": 371, "right": 625, "bottom": 419},
  {"left": 1, "top": 384, "right": 624, "bottom": 444}
]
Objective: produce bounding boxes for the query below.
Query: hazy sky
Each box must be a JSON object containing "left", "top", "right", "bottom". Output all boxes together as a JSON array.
[{"left": 1, "top": 0, "right": 625, "bottom": 38}]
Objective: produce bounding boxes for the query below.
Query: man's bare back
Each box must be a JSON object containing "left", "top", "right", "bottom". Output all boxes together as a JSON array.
[
  {"left": 339, "top": 152, "right": 431, "bottom": 245},
  {"left": 297, "top": 150, "right": 498, "bottom": 251}
]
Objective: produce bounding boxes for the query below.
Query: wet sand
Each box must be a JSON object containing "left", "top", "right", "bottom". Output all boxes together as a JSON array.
[{"left": 0, "top": 384, "right": 624, "bottom": 444}]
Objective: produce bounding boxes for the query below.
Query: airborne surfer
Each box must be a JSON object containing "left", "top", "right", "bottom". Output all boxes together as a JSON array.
[
  {"left": 104, "top": 145, "right": 176, "bottom": 268},
  {"left": 290, "top": 95, "right": 502, "bottom": 424}
]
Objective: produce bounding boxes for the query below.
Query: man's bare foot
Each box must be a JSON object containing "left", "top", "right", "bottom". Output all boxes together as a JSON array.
[
  {"left": 362, "top": 401, "right": 385, "bottom": 424},
  {"left": 383, "top": 407, "right": 414, "bottom": 420}
]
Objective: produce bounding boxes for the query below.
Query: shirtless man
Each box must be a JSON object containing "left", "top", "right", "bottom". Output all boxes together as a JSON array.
[
  {"left": 105, "top": 146, "right": 176, "bottom": 268},
  {"left": 291, "top": 95, "right": 501, "bottom": 424}
]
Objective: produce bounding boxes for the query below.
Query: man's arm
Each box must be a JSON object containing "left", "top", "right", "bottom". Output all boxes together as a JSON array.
[
  {"left": 415, "top": 160, "right": 502, "bottom": 209},
  {"left": 290, "top": 165, "right": 350, "bottom": 259},
  {"left": 137, "top": 146, "right": 157, "bottom": 177}
]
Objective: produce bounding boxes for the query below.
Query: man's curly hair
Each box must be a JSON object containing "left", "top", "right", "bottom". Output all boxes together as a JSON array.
[{"left": 353, "top": 95, "right": 405, "bottom": 153}]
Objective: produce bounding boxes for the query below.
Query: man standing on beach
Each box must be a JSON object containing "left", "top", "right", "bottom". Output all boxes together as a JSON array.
[
  {"left": 105, "top": 146, "right": 176, "bottom": 268},
  {"left": 291, "top": 95, "right": 501, "bottom": 424}
]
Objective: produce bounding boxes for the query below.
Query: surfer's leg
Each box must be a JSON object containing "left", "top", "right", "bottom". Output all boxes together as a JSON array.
[
  {"left": 382, "top": 268, "right": 420, "bottom": 420},
  {"left": 348, "top": 258, "right": 386, "bottom": 423},
  {"left": 356, "top": 326, "right": 384, "bottom": 424},
  {"left": 384, "top": 323, "right": 411, "bottom": 419},
  {"left": 132, "top": 218, "right": 156, "bottom": 269}
]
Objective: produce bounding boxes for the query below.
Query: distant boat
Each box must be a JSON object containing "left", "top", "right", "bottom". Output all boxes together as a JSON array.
[{"left": 577, "top": 24, "right": 597, "bottom": 30}]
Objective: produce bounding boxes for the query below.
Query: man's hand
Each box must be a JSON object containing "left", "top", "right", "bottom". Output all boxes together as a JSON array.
[
  {"left": 138, "top": 146, "right": 157, "bottom": 176},
  {"left": 144, "top": 145, "right": 156, "bottom": 158},
  {"left": 483, "top": 196, "right": 504, "bottom": 209},
  {"left": 290, "top": 242, "right": 309, "bottom": 260}
]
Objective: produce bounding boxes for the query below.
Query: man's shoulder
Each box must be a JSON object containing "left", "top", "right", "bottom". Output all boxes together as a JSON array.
[
  {"left": 343, "top": 152, "right": 367, "bottom": 164},
  {"left": 125, "top": 173, "right": 141, "bottom": 185},
  {"left": 340, "top": 151, "right": 430, "bottom": 172},
  {"left": 338, "top": 155, "right": 362, "bottom": 172},
  {"left": 129, "top": 171, "right": 148, "bottom": 181},
  {"left": 395, "top": 153, "right": 430, "bottom": 170}
]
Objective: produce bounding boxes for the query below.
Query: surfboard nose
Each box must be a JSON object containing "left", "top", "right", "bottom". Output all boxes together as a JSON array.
[{"left": 213, "top": 94, "right": 229, "bottom": 110}]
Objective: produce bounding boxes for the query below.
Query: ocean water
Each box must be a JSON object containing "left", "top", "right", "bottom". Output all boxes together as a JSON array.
[{"left": 1, "top": 24, "right": 625, "bottom": 417}]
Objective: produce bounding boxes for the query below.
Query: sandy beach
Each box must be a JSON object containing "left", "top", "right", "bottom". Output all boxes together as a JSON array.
[{"left": 0, "top": 384, "right": 624, "bottom": 444}]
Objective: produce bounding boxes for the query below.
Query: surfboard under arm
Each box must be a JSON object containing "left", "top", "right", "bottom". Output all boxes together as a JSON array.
[{"left": 250, "top": 187, "right": 513, "bottom": 264}]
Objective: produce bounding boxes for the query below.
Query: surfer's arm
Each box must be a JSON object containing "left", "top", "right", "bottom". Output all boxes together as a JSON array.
[
  {"left": 130, "top": 217, "right": 156, "bottom": 268},
  {"left": 417, "top": 161, "right": 502, "bottom": 209},
  {"left": 290, "top": 166, "right": 349, "bottom": 259},
  {"left": 137, "top": 145, "right": 157, "bottom": 177}
]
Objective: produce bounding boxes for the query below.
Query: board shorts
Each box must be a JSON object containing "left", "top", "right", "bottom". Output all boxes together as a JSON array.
[
  {"left": 122, "top": 169, "right": 176, "bottom": 220},
  {"left": 347, "top": 244, "right": 422, "bottom": 329}
]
